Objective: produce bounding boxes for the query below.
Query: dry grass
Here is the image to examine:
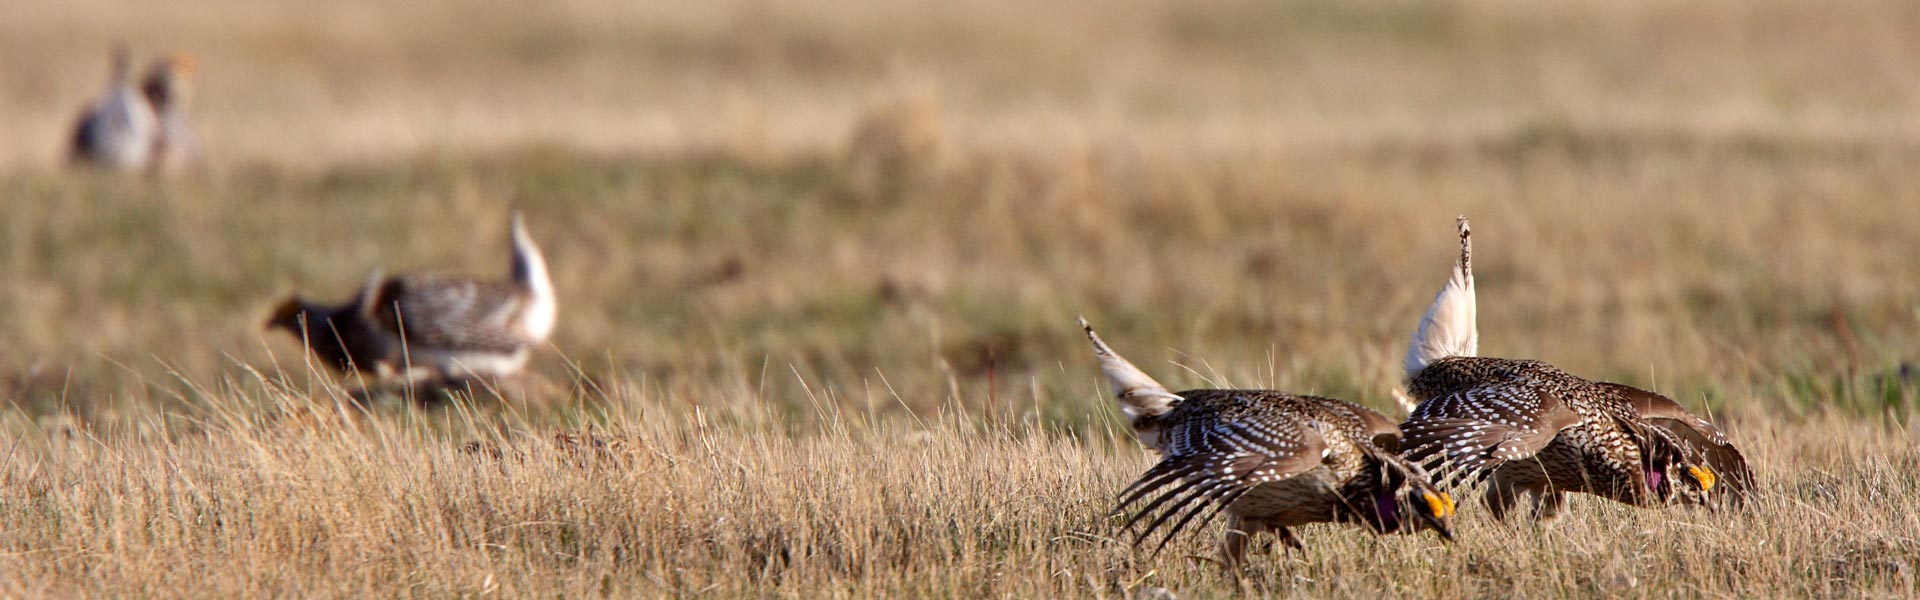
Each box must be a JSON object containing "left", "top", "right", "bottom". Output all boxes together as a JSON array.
[
  {"left": 3, "top": 0, "right": 1920, "bottom": 597},
  {"left": 1, "top": 388, "right": 1915, "bottom": 598}
]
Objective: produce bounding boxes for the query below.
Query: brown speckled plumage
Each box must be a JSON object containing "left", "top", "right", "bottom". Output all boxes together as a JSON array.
[
  {"left": 1602, "top": 382, "right": 1756, "bottom": 506},
  {"left": 1081, "top": 321, "right": 1452, "bottom": 567},
  {"left": 1118, "top": 390, "right": 1452, "bottom": 561},
  {"left": 1403, "top": 357, "right": 1709, "bottom": 518},
  {"left": 1399, "top": 217, "right": 1751, "bottom": 520}
]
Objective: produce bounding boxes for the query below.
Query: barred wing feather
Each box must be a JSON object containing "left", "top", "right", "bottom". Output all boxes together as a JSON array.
[
  {"left": 1113, "top": 406, "right": 1329, "bottom": 556},
  {"left": 1403, "top": 383, "right": 1580, "bottom": 489}
]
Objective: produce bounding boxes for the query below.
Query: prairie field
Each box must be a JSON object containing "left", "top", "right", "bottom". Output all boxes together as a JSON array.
[{"left": 3, "top": 0, "right": 1920, "bottom": 597}]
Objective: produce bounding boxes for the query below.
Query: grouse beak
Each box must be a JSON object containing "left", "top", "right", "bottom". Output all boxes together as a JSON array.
[{"left": 1420, "top": 491, "right": 1455, "bottom": 542}]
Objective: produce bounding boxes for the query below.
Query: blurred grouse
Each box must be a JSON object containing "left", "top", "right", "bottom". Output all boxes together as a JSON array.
[
  {"left": 69, "top": 46, "right": 160, "bottom": 171},
  {"left": 268, "top": 211, "right": 558, "bottom": 383}
]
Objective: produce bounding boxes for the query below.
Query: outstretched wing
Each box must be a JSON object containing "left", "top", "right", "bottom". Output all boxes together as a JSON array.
[
  {"left": 1112, "top": 405, "right": 1329, "bottom": 557},
  {"left": 1402, "top": 382, "right": 1581, "bottom": 489},
  {"left": 371, "top": 275, "right": 532, "bottom": 354},
  {"left": 1601, "top": 383, "right": 1755, "bottom": 503}
]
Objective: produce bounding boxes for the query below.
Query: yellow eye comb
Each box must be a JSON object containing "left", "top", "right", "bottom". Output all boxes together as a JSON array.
[
  {"left": 1423, "top": 492, "right": 1454, "bottom": 518},
  {"left": 1688, "top": 466, "right": 1717, "bottom": 491}
]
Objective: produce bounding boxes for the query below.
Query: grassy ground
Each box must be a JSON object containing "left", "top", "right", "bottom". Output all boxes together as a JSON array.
[
  {"left": 3, "top": 0, "right": 1920, "bottom": 597},
  {"left": 1, "top": 395, "right": 1915, "bottom": 598}
]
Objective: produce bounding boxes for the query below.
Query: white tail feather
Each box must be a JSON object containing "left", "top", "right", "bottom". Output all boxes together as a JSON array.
[
  {"left": 1079, "top": 317, "right": 1181, "bottom": 422},
  {"left": 509, "top": 210, "right": 558, "bottom": 341},
  {"left": 1403, "top": 215, "right": 1477, "bottom": 379}
]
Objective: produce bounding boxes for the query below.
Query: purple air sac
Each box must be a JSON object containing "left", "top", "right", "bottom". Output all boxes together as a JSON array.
[
  {"left": 1374, "top": 491, "right": 1403, "bottom": 532},
  {"left": 1647, "top": 467, "right": 1667, "bottom": 497}
]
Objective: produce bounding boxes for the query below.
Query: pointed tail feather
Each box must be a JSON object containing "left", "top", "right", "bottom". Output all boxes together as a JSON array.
[
  {"left": 1455, "top": 215, "right": 1472, "bottom": 285},
  {"left": 509, "top": 211, "right": 550, "bottom": 289},
  {"left": 508, "top": 210, "right": 558, "bottom": 341},
  {"left": 1403, "top": 215, "right": 1478, "bottom": 378},
  {"left": 1079, "top": 317, "right": 1181, "bottom": 422}
]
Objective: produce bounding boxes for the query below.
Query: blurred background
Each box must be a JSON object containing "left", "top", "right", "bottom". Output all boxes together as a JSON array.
[{"left": 2, "top": 0, "right": 1918, "bottom": 427}]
